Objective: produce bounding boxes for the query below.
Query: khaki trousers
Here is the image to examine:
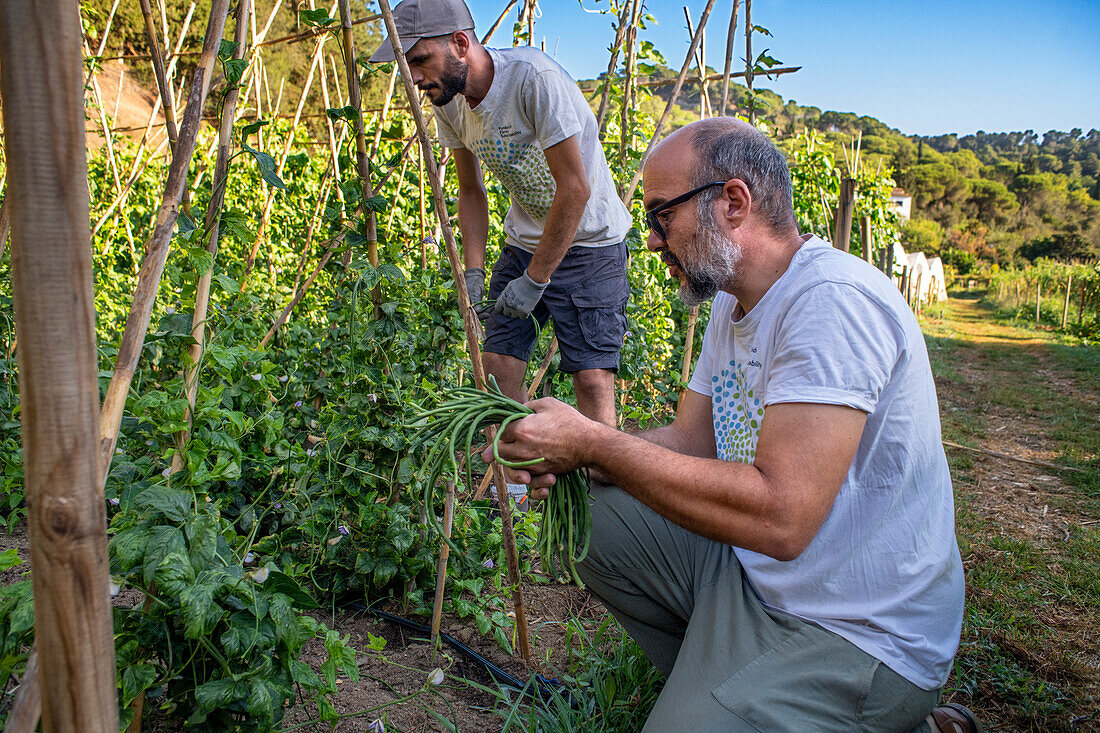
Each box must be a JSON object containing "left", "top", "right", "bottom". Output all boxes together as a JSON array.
[{"left": 577, "top": 482, "right": 941, "bottom": 732}]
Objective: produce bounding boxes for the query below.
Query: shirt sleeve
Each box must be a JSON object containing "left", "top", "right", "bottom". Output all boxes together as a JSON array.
[
  {"left": 763, "top": 282, "right": 904, "bottom": 414},
  {"left": 523, "top": 69, "right": 583, "bottom": 150}
]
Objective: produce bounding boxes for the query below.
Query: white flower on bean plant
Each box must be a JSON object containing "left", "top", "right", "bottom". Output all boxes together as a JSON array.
[
  {"left": 482, "top": 559, "right": 494, "bottom": 569},
  {"left": 249, "top": 566, "right": 270, "bottom": 583},
  {"left": 367, "top": 719, "right": 384, "bottom": 732},
  {"left": 426, "top": 668, "right": 445, "bottom": 686},
  {"left": 251, "top": 373, "right": 263, "bottom": 381}
]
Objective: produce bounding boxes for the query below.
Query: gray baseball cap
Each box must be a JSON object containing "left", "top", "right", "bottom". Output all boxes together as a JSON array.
[{"left": 369, "top": 0, "right": 475, "bottom": 63}]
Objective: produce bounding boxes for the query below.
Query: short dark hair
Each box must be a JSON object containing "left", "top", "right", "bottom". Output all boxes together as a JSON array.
[{"left": 690, "top": 119, "right": 797, "bottom": 234}]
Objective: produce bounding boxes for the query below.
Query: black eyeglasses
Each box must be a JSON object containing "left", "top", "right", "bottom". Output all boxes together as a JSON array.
[{"left": 644, "top": 181, "right": 728, "bottom": 241}]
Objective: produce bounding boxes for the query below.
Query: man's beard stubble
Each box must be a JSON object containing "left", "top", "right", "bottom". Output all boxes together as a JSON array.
[
  {"left": 426, "top": 53, "right": 468, "bottom": 107},
  {"left": 662, "top": 223, "right": 743, "bottom": 307}
]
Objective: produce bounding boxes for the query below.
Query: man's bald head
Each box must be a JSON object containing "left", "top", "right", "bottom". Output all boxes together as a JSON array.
[{"left": 649, "top": 118, "right": 797, "bottom": 236}]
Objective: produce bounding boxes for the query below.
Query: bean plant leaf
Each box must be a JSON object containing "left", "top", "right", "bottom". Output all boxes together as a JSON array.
[
  {"left": 136, "top": 486, "right": 193, "bottom": 522},
  {"left": 122, "top": 663, "right": 157, "bottom": 707},
  {"left": 154, "top": 551, "right": 196, "bottom": 596},
  {"left": 194, "top": 677, "right": 239, "bottom": 714},
  {"left": 300, "top": 8, "right": 336, "bottom": 27},
  {"left": 263, "top": 570, "right": 320, "bottom": 609},
  {"left": 242, "top": 142, "right": 286, "bottom": 190},
  {"left": 143, "top": 525, "right": 186, "bottom": 585},
  {"left": 217, "top": 40, "right": 239, "bottom": 60},
  {"left": 111, "top": 526, "right": 151, "bottom": 570},
  {"left": 180, "top": 572, "right": 223, "bottom": 639},
  {"left": 223, "top": 58, "right": 248, "bottom": 86},
  {"left": 240, "top": 119, "right": 268, "bottom": 147},
  {"left": 0, "top": 548, "right": 20, "bottom": 572},
  {"left": 378, "top": 263, "right": 406, "bottom": 284},
  {"left": 363, "top": 193, "right": 389, "bottom": 214},
  {"left": 326, "top": 105, "right": 358, "bottom": 123}
]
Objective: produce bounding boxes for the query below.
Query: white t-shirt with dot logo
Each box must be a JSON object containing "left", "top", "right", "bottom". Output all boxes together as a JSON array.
[
  {"left": 434, "top": 46, "right": 631, "bottom": 252},
  {"left": 688, "top": 235, "right": 964, "bottom": 691}
]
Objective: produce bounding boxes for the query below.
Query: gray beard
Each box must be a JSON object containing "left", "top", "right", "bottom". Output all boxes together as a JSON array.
[{"left": 672, "top": 224, "right": 743, "bottom": 306}]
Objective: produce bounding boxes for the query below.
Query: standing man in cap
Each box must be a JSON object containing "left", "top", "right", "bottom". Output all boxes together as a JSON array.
[{"left": 371, "top": 0, "right": 632, "bottom": 430}]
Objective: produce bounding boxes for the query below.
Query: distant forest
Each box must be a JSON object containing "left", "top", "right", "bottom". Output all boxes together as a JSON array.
[{"left": 80, "top": 0, "right": 1099, "bottom": 271}]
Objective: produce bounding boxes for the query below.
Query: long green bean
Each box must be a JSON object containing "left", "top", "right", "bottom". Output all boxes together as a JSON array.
[{"left": 410, "top": 376, "right": 591, "bottom": 585}]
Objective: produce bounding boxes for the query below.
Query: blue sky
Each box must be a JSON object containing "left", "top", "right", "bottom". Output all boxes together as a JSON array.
[{"left": 462, "top": 0, "right": 1100, "bottom": 137}]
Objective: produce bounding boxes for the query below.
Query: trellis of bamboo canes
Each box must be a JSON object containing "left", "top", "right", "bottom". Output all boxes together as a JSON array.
[
  {"left": 594, "top": 0, "right": 635, "bottom": 135},
  {"left": 241, "top": 3, "right": 337, "bottom": 287},
  {"left": 0, "top": 0, "right": 118, "bottom": 729},
  {"left": 377, "top": 0, "right": 532, "bottom": 663},
  {"left": 744, "top": 0, "right": 754, "bottom": 124},
  {"left": 622, "top": 0, "right": 717, "bottom": 204},
  {"left": 684, "top": 7, "right": 711, "bottom": 120},
  {"left": 719, "top": 0, "right": 740, "bottom": 116},
  {"left": 616, "top": 0, "right": 642, "bottom": 166},
  {"left": 169, "top": 0, "right": 253, "bottom": 477},
  {"left": 98, "top": 0, "right": 231, "bottom": 484},
  {"left": 481, "top": 0, "right": 519, "bottom": 45},
  {"left": 337, "top": 0, "right": 381, "bottom": 270}
]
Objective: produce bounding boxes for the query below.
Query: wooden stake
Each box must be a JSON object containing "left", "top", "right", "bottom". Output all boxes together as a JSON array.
[
  {"left": 259, "top": 234, "right": 346, "bottom": 348},
  {"left": 1061, "top": 274, "right": 1072, "bottom": 329},
  {"left": 429, "top": 483, "right": 456, "bottom": 641},
  {"left": 3, "top": 648, "right": 40, "bottom": 733},
  {"left": 860, "top": 216, "right": 872, "bottom": 263},
  {"left": 170, "top": 0, "right": 253, "bottom": 475},
  {"left": 679, "top": 305, "right": 699, "bottom": 404},
  {"left": 719, "top": 0, "right": 740, "bottom": 116},
  {"left": 744, "top": 0, "right": 753, "bottom": 124},
  {"left": 0, "top": 0, "right": 118, "bottom": 726},
  {"left": 942, "top": 440, "right": 1086, "bottom": 474},
  {"left": 832, "top": 177, "right": 856, "bottom": 252},
  {"left": 616, "top": 0, "right": 641, "bottom": 165},
  {"left": 481, "top": 0, "right": 520, "bottom": 45},
  {"left": 684, "top": 7, "right": 708, "bottom": 121},
  {"left": 369, "top": 64, "right": 399, "bottom": 161},
  {"left": 0, "top": 193, "right": 10, "bottom": 264},
  {"left": 378, "top": 0, "right": 532, "bottom": 664},
  {"left": 1035, "top": 281, "right": 1041, "bottom": 323},
  {"left": 622, "top": 0, "right": 717, "bottom": 203},
  {"left": 97, "top": 0, "right": 231, "bottom": 481}
]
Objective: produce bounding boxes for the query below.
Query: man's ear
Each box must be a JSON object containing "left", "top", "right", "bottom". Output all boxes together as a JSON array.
[
  {"left": 722, "top": 178, "right": 752, "bottom": 229},
  {"left": 452, "top": 29, "right": 472, "bottom": 58}
]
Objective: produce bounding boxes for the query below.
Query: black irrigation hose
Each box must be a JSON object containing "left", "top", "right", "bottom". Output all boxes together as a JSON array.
[
  {"left": 409, "top": 375, "right": 592, "bottom": 585},
  {"left": 348, "top": 603, "right": 574, "bottom": 707}
]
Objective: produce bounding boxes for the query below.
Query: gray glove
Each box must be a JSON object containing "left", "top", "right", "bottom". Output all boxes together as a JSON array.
[
  {"left": 494, "top": 270, "right": 548, "bottom": 319},
  {"left": 463, "top": 267, "right": 488, "bottom": 319}
]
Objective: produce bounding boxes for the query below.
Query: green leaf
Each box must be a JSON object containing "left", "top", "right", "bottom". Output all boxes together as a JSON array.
[
  {"left": 299, "top": 8, "right": 336, "bottom": 27},
  {"left": 188, "top": 246, "right": 214, "bottom": 275},
  {"left": 372, "top": 557, "right": 399, "bottom": 587},
  {"left": 122, "top": 663, "right": 157, "bottom": 707},
  {"left": 194, "top": 677, "right": 238, "bottom": 713},
  {"left": 154, "top": 551, "right": 195, "bottom": 596},
  {"left": 378, "top": 263, "right": 406, "bottom": 284},
  {"left": 180, "top": 574, "right": 223, "bottom": 639},
  {"left": 143, "top": 525, "right": 186, "bottom": 585},
  {"left": 363, "top": 193, "right": 389, "bottom": 213},
  {"left": 0, "top": 548, "right": 21, "bottom": 571},
  {"left": 242, "top": 142, "right": 287, "bottom": 191},
  {"left": 263, "top": 570, "right": 320, "bottom": 610},
  {"left": 326, "top": 105, "right": 358, "bottom": 123},
  {"left": 291, "top": 659, "right": 323, "bottom": 689},
  {"left": 366, "top": 631, "right": 387, "bottom": 652},
  {"left": 240, "top": 119, "right": 268, "bottom": 146},
  {"left": 324, "top": 630, "right": 359, "bottom": 683},
  {"left": 246, "top": 676, "right": 280, "bottom": 721},
  {"left": 136, "top": 486, "right": 193, "bottom": 523},
  {"left": 186, "top": 513, "right": 219, "bottom": 571},
  {"left": 223, "top": 57, "right": 248, "bottom": 86},
  {"left": 111, "top": 526, "right": 151, "bottom": 570},
  {"left": 217, "top": 39, "right": 239, "bottom": 61}
]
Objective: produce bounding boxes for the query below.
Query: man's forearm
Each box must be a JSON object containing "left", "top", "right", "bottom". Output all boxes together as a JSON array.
[{"left": 457, "top": 187, "right": 490, "bottom": 270}]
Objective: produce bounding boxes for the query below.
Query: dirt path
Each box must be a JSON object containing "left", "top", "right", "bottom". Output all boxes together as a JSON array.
[{"left": 927, "top": 295, "right": 1100, "bottom": 732}]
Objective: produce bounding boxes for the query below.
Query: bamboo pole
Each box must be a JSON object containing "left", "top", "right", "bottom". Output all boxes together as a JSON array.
[
  {"left": 291, "top": 163, "right": 337, "bottom": 295},
  {"left": 622, "top": 0, "right": 717, "bottom": 204},
  {"left": 684, "top": 7, "right": 709, "bottom": 120},
  {"left": 93, "top": 0, "right": 123, "bottom": 57},
  {"left": 1061, "top": 275, "right": 1072, "bottom": 329},
  {"left": 170, "top": 0, "right": 253, "bottom": 475},
  {"left": 0, "top": 194, "right": 10, "bottom": 264},
  {"left": 481, "top": 0, "right": 519, "bottom": 45},
  {"left": 744, "top": 0, "right": 753, "bottom": 124},
  {"left": 719, "top": 0, "right": 739, "bottom": 115},
  {"left": 338, "top": 0, "right": 380, "bottom": 269},
  {"left": 97, "top": 0, "right": 231, "bottom": 481},
  {"left": 678, "top": 306, "right": 699, "bottom": 404},
  {"left": 378, "top": 0, "right": 532, "bottom": 664},
  {"left": 1035, "top": 281, "right": 1041, "bottom": 323},
  {"left": 259, "top": 234, "right": 346, "bottom": 348},
  {"left": 369, "top": 65, "right": 399, "bottom": 161},
  {"left": 0, "top": 0, "right": 118, "bottom": 727},
  {"left": 860, "top": 215, "right": 872, "bottom": 263},
  {"left": 594, "top": 0, "right": 634, "bottom": 135},
  {"left": 429, "top": 483, "right": 456, "bottom": 641},
  {"left": 257, "top": 10, "right": 378, "bottom": 48},
  {"left": 616, "top": 0, "right": 641, "bottom": 165},
  {"left": 138, "top": 0, "right": 181, "bottom": 157}
]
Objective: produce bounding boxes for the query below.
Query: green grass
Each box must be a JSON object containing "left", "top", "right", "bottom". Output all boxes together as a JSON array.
[{"left": 925, "top": 293, "right": 1100, "bottom": 730}]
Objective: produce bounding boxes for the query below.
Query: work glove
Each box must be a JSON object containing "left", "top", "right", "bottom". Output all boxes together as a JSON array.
[
  {"left": 463, "top": 267, "right": 489, "bottom": 320},
  {"left": 494, "top": 270, "right": 548, "bottom": 320}
]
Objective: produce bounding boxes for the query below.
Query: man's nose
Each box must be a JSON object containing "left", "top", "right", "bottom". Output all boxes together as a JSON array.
[{"left": 645, "top": 229, "right": 663, "bottom": 253}]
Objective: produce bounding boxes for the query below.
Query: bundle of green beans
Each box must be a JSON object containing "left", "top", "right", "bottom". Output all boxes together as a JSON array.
[{"left": 409, "top": 377, "right": 592, "bottom": 585}]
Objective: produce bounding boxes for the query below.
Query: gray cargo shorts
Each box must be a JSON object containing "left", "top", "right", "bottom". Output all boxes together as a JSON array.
[{"left": 484, "top": 241, "right": 629, "bottom": 373}]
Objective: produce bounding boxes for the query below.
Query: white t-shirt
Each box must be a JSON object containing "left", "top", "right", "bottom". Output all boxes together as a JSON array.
[
  {"left": 688, "top": 235, "right": 964, "bottom": 690},
  {"left": 434, "top": 46, "right": 631, "bottom": 252}
]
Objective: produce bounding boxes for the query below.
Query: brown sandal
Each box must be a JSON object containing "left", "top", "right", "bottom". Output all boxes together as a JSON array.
[{"left": 929, "top": 703, "right": 983, "bottom": 733}]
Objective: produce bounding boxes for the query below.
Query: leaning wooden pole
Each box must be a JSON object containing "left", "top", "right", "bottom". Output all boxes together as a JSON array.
[
  {"left": 719, "top": 0, "right": 739, "bottom": 115},
  {"left": 0, "top": 0, "right": 118, "bottom": 728},
  {"left": 97, "top": 0, "right": 231, "bottom": 480},
  {"left": 378, "top": 0, "right": 532, "bottom": 663},
  {"left": 622, "top": 0, "right": 717, "bottom": 203},
  {"left": 594, "top": 0, "right": 634, "bottom": 135}
]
